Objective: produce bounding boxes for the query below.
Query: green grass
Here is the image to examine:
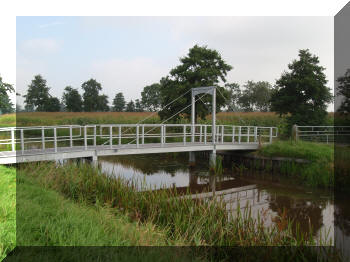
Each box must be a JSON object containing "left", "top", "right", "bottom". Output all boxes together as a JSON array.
[
  {"left": 257, "top": 140, "right": 333, "bottom": 163},
  {"left": 255, "top": 140, "right": 334, "bottom": 188},
  {"left": 18, "top": 163, "right": 333, "bottom": 247},
  {"left": 17, "top": 174, "right": 178, "bottom": 247},
  {"left": 2, "top": 162, "right": 343, "bottom": 261},
  {"left": 0, "top": 166, "right": 16, "bottom": 261}
]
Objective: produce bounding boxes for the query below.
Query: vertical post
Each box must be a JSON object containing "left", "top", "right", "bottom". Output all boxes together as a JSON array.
[
  {"left": 191, "top": 90, "right": 195, "bottom": 143},
  {"left": 161, "top": 125, "right": 164, "bottom": 146},
  {"left": 232, "top": 126, "right": 235, "bottom": 143},
  {"left": 221, "top": 126, "right": 224, "bottom": 144},
  {"left": 93, "top": 126, "right": 96, "bottom": 147},
  {"left": 247, "top": 127, "right": 250, "bottom": 143},
  {"left": 183, "top": 125, "right": 186, "bottom": 145},
  {"left": 164, "top": 125, "right": 166, "bottom": 144},
  {"left": 212, "top": 87, "right": 216, "bottom": 145},
  {"left": 119, "top": 125, "right": 121, "bottom": 145},
  {"left": 142, "top": 125, "right": 144, "bottom": 144},
  {"left": 254, "top": 126, "right": 258, "bottom": 142},
  {"left": 11, "top": 128, "right": 15, "bottom": 152},
  {"left": 84, "top": 126, "right": 87, "bottom": 150},
  {"left": 216, "top": 126, "right": 220, "bottom": 142},
  {"left": 21, "top": 129, "right": 24, "bottom": 154},
  {"left": 204, "top": 125, "right": 207, "bottom": 144},
  {"left": 110, "top": 126, "right": 113, "bottom": 149},
  {"left": 42, "top": 127, "right": 45, "bottom": 150},
  {"left": 238, "top": 126, "right": 241, "bottom": 144},
  {"left": 200, "top": 125, "right": 202, "bottom": 143},
  {"left": 136, "top": 125, "right": 139, "bottom": 148},
  {"left": 269, "top": 127, "right": 273, "bottom": 143},
  {"left": 69, "top": 126, "right": 73, "bottom": 148},
  {"left": 292, "top": 124, "right": 298, "bottom": 142},
  {"left": 92, "top": 152, "right": 98, "bottom": 167},
  {"left": 189, "top": 151, "right": 196, "bottom": 167},
  {"left": 54, "top": 127, "right": 58, "bottom": 153}
]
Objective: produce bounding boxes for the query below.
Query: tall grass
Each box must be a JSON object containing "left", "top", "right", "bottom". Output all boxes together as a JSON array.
[
  {"left": 0, "top": 166, "right": 16, "bottom": 261},
  {"left": 254, "top": 140, "right": 334, "bottom": 188},
  {"left": 18, "top": 162, "right": 334, "bottom": 249},
  {"left": 17, "top": 173, "right": 178, "bottom": 247}
]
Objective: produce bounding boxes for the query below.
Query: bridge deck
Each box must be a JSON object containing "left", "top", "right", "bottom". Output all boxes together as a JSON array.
[{"left": 0, "top": 142, "right": 261, "bottom": 164}]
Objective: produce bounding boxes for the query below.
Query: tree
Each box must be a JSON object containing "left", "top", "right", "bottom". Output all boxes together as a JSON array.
[
  {"left": 336, "top": 69, "right": 350, "bottom": 114},
  {"left": 270, "top": 49, "right": 332, "bottom": 127},
  {"left": 238, "top": 81, "right": 273, "bottom": 112},
  {"left": 126, "top": 100, "right": 135, "bottom": 112},
  {"left": 82, "top": 79, "right": 102, "bottom": 112},
  {"left": 225, "top": 82, "right": 241, "bottom": 112},
  {"left": 96, "top": 94, "right": 110, "bottom": 112},
  {"left": 159, "top": 45, "right": 232, "bottom": 122},
  {"left": 141, "top": 83, "right": 161, "bottom": 111},
  {"left": 135, "top": 99, "right": 144, "bottom": 112},
  {"left": 16, "top": 104, "right": 23, "bottom": 112},
  {"left": 112, "top": 92, "right": 126, "bottom": 112},
  {"left": 24, "top": 75, "right": 51, "bottom": 112},
  {"left": 62, "top": 86, "right": 83, "bottom": 112},
  {"left": 0, "top": 76, "right": 14, "bottom": 114},
  {"left": 45, "top": 97, "right": 61, "bottom": 112}
]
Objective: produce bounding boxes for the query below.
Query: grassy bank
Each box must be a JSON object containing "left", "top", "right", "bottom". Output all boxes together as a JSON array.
[
  {"left": 17, "top": 173, "right": 179, "bottom": 247},
  {"left": 0, "top": 166, "right": 16, "bottom": 261},
  {"left": 17, "top": 163, "right": 338, "bottom": 251},
  {"left": 255, "top": 140, "right": 334, "bottom": 188}
]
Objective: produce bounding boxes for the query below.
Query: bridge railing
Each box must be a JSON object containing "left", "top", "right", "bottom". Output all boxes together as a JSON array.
[
  {"left": 295, "top": 125, "right": 350, "bottom": 144},
  {"left": 0, "top": 124, "right": 278, "bottom": 154}
]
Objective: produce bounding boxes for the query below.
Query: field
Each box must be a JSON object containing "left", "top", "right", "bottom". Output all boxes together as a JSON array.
[{"left": 1, "top": 111, "right": 337, "bottom": 133}]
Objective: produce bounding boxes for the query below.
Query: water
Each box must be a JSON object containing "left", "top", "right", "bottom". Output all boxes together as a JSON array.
[{"left": 99, "top": 153, "right": 349, "bottom": 257}]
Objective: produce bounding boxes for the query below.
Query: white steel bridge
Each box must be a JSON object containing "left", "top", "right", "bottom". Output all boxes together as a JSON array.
[
  {"left": 0, "top": 86, "right": 278, "bottom": 165},
  {"left": 0, "top": 124, "right": 277, "bottom": 164}
]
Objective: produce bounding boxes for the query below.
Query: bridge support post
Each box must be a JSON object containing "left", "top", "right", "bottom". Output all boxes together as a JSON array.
[
  {"left": 92, "top": 151, "right": 98, "bottom": 167},
  {"left": 189, "top": 151, "right": 196, "bottom": 167},
  {"left": 209, "top": 149, "right": 216, "bottom": 169}
]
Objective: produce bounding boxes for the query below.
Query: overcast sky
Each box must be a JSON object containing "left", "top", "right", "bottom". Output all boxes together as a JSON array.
[{"left": 16, "top": 16, "right": 334, "bottom": 111}]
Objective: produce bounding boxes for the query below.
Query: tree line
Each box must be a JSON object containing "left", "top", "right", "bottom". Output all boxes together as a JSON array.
[
  {"left": 18, "top": 76, "right": 145, "bottom": 113},
  {"left": 2, "top": 44, "right": 349, "bottom": 127}
]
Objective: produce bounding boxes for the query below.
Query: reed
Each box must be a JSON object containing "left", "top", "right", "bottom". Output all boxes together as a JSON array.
[
  {"left": 255, "top": 140, "right": 334, "bottom": 188},
  {"left": 18, "top": 162, "right": 336, "bottom": 251}
]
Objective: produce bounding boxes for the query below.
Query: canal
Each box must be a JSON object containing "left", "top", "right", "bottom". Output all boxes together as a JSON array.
[{"left": 99, "top": 152, "right": 349, "bottom": 258}]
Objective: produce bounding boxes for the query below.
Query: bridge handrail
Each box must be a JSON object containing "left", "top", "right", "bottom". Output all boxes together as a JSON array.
[
  {"left": 0, "top": 124, "right": 278, "bottom": 154},
  {"left": 295, "top": 125, "right": 350, "bottom": 143}
]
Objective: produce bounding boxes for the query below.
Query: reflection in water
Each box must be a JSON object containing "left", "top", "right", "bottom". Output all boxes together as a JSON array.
[{"left": 99, "top": 153, "right": 348, "bottom": 256}]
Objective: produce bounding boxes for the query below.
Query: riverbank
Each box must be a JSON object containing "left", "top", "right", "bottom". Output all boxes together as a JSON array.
[
  {"left": 1, "top": 161, "right": 344, "bottom": 261},
  {"left": 16, "top": 163, "right": 340, "bottom": 257},
  {"left": 249, "top": 140, "right": 334, "bottom": 188}
]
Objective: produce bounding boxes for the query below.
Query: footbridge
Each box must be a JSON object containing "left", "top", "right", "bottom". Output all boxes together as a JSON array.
[
  {"left": 0, "top": 86, "right": 278, "bottom": 165},
  {"left": 0, "top": 124, "right": 277, "bottom": 164}
]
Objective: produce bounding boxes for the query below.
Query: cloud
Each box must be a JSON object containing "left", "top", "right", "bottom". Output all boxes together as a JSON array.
[{"left": 21, "top": 38, "right": 60, "bottom": 54}]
